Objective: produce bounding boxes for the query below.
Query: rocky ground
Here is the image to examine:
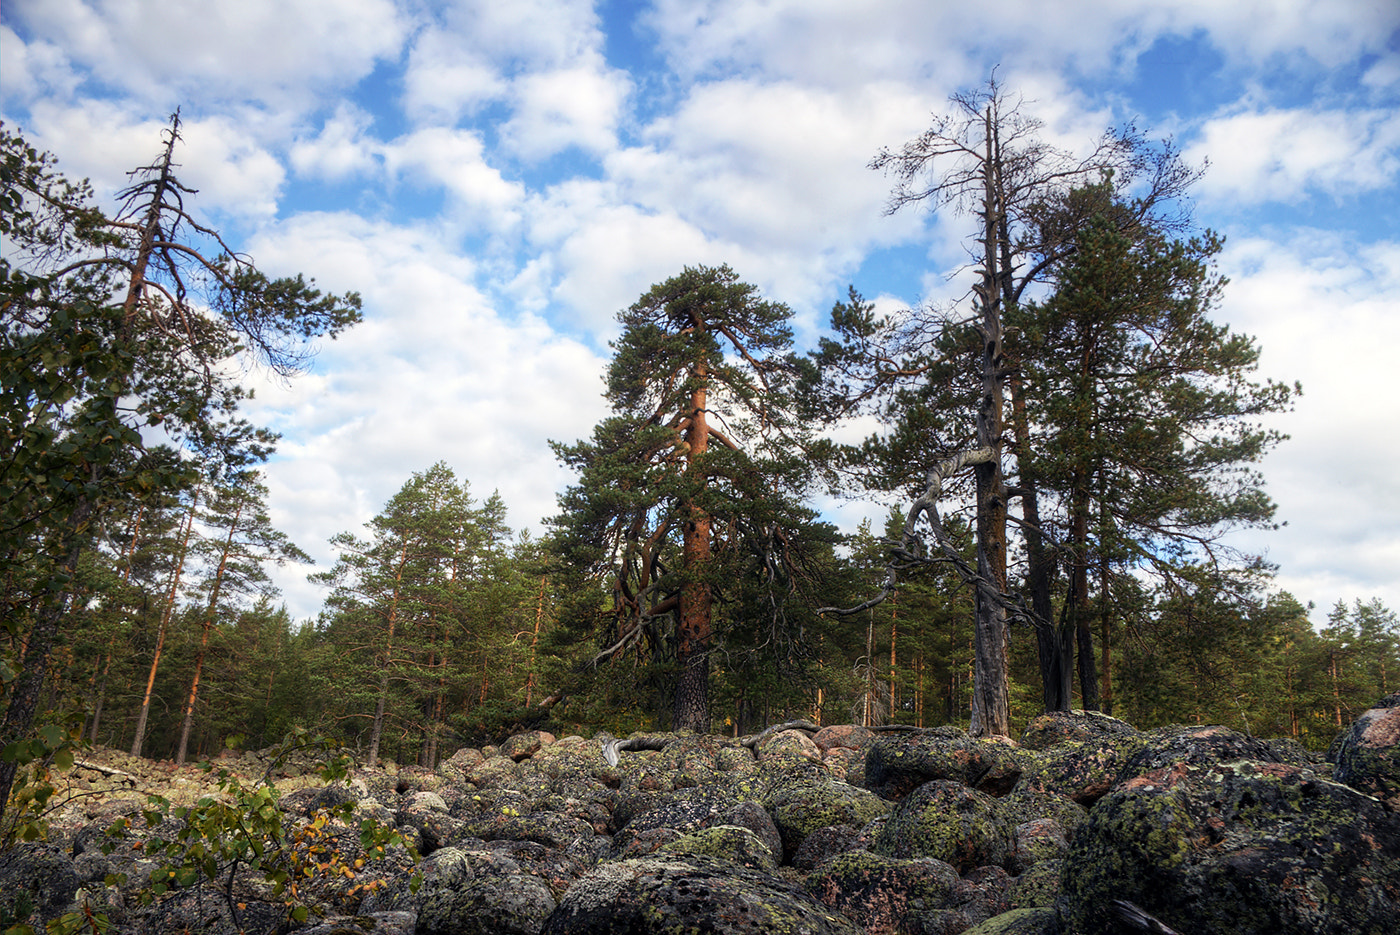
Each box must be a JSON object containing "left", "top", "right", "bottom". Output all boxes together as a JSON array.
[{"left": 3, "top": 695, "right": 1399, "bottom": 934}]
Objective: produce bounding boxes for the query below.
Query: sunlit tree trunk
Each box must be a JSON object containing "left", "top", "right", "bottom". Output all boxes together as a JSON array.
[
  {"left": 132, "top": 488, "right": 199, "bottom": 758},
  {"left": 675, "top": 363, "right": 713, "bottom": 733}
]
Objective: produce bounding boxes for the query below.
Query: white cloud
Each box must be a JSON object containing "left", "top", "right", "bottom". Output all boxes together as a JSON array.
[
  {"left": 17, "top": 101, "right": 286, "bottom": 218},
  {"left": 1219, "top": 234, "right": 1400, "bottom": 614},
  {"left": 642, "top": 0, "right": 1400, "bottom": 86},
  {"left": 400, "top": 29, "right": 505, "bottom": 126},
  {"left": 6, "top": 0, "right": 405, "bottom": 110},
  {"left": 237, "top": 212, "right": 609, "bottom": 619},
  {"left": 382, "top": 127, "right": 526, "bottom": 225},
  {"left": 502, "top": 64, "right": 631, "bottom": 160},
  {"left": 0, "top": 25, "right": 81, "bottom": 107},
  {"left": 1187, "top": 107, "right": 1400, "bottom": 203},
  {"left": 290, "top": 104, "right": 379, "bottom": 182}
]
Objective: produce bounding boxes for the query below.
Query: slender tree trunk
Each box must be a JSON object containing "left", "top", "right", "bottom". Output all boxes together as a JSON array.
[
  {"left": 969, "top": 106, "right": 1011, "bottom": 737},
  {"left": 132, "top": 489, "right": 199, "bottom": 758},
  {"left": 889, "top": 594, "right": 899, "bottom": 715},
  {"left": 368, "top": 540, "right": 409, "bottom": 768},
  {"left": 176, "top": 498, "right": 243, "bottom": 765},
  {"left": 1099, "top": 555, "right": 1113, "bottom": 716},
  {"left": 675, "top": 363, "right": 712, "bottom": 732},
  {"left": 524, "top": 577, "right": 547, "bottom": 707}
]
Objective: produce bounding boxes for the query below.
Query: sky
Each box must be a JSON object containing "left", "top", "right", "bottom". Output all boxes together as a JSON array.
[{"left": 3, "top": 0, "right": 1398, "bottom": 626}]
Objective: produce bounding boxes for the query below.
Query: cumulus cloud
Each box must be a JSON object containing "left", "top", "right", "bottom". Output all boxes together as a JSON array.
[
  {"left": 239, "top": 212, "right": 609, "bottom": 619},
  {"left": 382, "top": 127, "right": 526, "bottom": 224},
  {"left": 1187, "top": 107, "right": 1400, "bottom": 203},
  {"left": 15, "top": 101, "right": 286, "bottom": 218},
  {"left": 1218, "top": 234, "right": 1400, "bottom": 613},
  {"left": 5, "top": 0, "right": 405, "bottom": 110},
  {"left": 642, "top": 0, "right": 1400, "bottom": 87},
  {"left": 290, "top": 104, "right": 379, "bottom": 182}
]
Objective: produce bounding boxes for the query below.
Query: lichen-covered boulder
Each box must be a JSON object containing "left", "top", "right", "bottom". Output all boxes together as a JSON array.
[
  {"left": 913, "top": 864, "right": 1013, "bottom": 934},
  {"left": 757, "top": 728, "right": 824, "bottom": 766},
  {"left": 1115, "top": 724, "right": 1309, "bottom": 783},
  {"left": 1019, "top": 710, "right": 1138, "bottom": 751},
  {"left": 961, "top": 907, "right": 1060, "bottom": 935},
  {"left": 501, "top": 730, "right": 556, "bottom": 762},
  {"left": 1059, "top": 758, "right": 1400, "bottom": 934},
  {"left": 718, "top": 800, "right": 783, "bottom": 864},
  {"left": 1012, "top": 738, "right": 1133, "bottom": 806},
  {"left": 765, "top": 778, "right": 892, "bottom": 861},
  {"left": 1331, "top": 691, "right": 1400, "bottom": 810},
  {"left": 363, "top": 842, "right": 582, "bottom": 934},
  {"left": 1006, "top": 858, "right": 1061, "bottom": 909},
  {"left": 439, "top": 747, "right": 487, "bottom": 782},
  {"left": 864, "top": 728, "right": 1030, "bottom": 800},
  {"left": 991, "top": 788, "right": 1086, "bottom": 838},
  {"left": 812, "top": 724, "right": 874, "bottom": 754},
  {"left": 870, "top": 780, "right": 1013, "bottom": 873},
  {"left": 417, "top": 870, "right": 557, "bottom": 935},
  {"left": 791, "top": 824, "right": 862, "bottom": 871},
  {"left": 542, "top": 854, "right": 860, "bottom": 934},
  {"left": 0, "top": 844, "right": 79, "bottom": 929},
  {"left": 803, "top": 850, "right": 959, "bottom": 934},
  {"left": 1006, "top": 818, "right": 1068, "bottom": 874},
  {"left": 659, "top": 824, "right": 779, "bottom": 872}
]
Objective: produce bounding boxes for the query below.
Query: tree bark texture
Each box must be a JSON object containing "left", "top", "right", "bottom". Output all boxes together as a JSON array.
[{"left": 675, "top": 368, "right": 712, "bottom": 733}]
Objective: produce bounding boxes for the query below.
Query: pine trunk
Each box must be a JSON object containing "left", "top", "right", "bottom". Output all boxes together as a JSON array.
[
  {"left": 176, "top": 498, "right": 243, "bottom": 765},
  {"left": 675, "top": 367, "right": 712, "bottom": 733},
  {"left": 132, "top": 489, "right": 199, "bottom": 758},
  {"left": 969, "top": 105, "right": 1011, "bottom": 738}
]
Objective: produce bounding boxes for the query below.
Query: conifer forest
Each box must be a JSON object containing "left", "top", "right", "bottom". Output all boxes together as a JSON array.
[{"left": 5, "top": 86, "right": 1397, "bottom": 826}]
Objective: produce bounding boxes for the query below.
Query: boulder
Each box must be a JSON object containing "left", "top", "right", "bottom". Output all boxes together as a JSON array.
[
  {"left": 961, "top": 907, "right": 1060, "bottom": 935},
  {"left": 0, "top": 844, "right": 80, "bottom": 929},
  {"left": 1006, "top": 818, "right": 1068, "bottom": 874},
  {"left": 1331, "top": 691, "right": 1400, "bottom": 810},
  {"left": 756, "top": 728, "right": 824, "bottom": 766},
  {"left": 864, "top": 728, "right": 1029, "bottom": 799},
  {"left": 791, "top": 824, "right": 863, "bottom": 871},
  {"left": 1018, "top": 710, "right": 1138, "bottom": 750},
  {"left": 1012, "top": 738, "right": 1133, "bottom": 806},
  {"left": 501, "top": 730, "right": 556, "bottom": 762},
  {"left": 765, "top": 778, "right": 892, "bottom": 861},
  {"left": 659, "top": 824, "right": 780, "bottom": 872},
  {"left": 542, "top": 854, "right": 860, "bottom": 934},
  {"left": 812, "top": 724, "right": 874, "bottom": 753},
  {"left": 718, "top": 800, "right": 783, "bottom": 864},
  {"left": 1114, "top": 724, "right": 1309, "bottom": 782},
  {"left": 803, "top": 850, "right": 959, "bottom": 934},
  {"left": 1059, "top": 758, "right": 1400, "bottom": 934},
  {"left": 870, "top": 780, "right": 1013, "bottom": 873}
]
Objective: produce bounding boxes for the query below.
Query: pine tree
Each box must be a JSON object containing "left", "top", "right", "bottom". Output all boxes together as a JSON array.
[
  {"left": 1014, "top": 189, "right": 1295, "bottom": 712},
  {"left": 551, "top": 264, "right": 827, "bottom": 732},
  {"left": 1, "top": 118, "right": 358, "bottom": 812},
  {"left": 174, "top": 472, "right": 309, "bottom": 764}
]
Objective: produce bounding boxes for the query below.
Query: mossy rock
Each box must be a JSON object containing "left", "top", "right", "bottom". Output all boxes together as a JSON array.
[
  {"left": 962, "top": 907, "right": 1061, "bottom": 935},
  {"left": 864, "top": 729, "right": 1031, "bottom": 799},
  {"left": 1059, "top": 759, "right": 1400, "bottom": 934},
  {"left": 870, "top": 780, "right": 1013, "bottom": 873},
  {"left": 659, "top": 824, "right": 779, "bottom": 872},
  {"left": 1115, "top": 724, "right": 1305, "bottom": 783},
  {"left": 1012, "top": 739, "right": 1133, "bottom": 806},
  {"left": 542, "top": 854, "right": 860, "bottom": 934},
  {"left": 1019, "top": 710, "right": 1138, "bottom": 751},
  {"left": 1006, "top": 858, "right": 1062, "bottom": 909},
  {"left": 1331, "top": 691, "right": 1400, "bottom": 810},
  {"left": 992, "top": 788, "right": 1086, "bottom": 837},
  {"left": 765, "top": 779, "right": 892, "bottom": 861},
  {"left": 803, "top": 850, "right": 959, "bottom": 932}
]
